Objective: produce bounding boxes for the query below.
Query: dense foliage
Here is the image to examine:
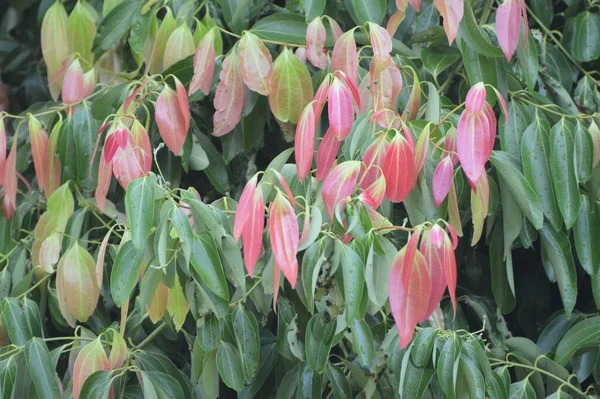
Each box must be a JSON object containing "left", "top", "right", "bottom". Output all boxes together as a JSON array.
[{"left": 2, "top": 0, "right": 600, "bottom": 397}]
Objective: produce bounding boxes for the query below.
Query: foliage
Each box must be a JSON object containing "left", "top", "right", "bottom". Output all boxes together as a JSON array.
[{"left": 1, "top": 0, "right": 600, "bottom": 397}]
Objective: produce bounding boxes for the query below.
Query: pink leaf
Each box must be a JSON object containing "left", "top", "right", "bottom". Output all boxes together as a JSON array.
[
  {"left": 155, "top": 78, "right": 189, "bottom": 156},
  {"left": 3, "top": 137, "right": 17, "bottom": 219},
  {"left": 103, "top": 127, "right": 128, "bottom": 163},
  {"left": 370, "top": 62, "right": 403, "bottom": 111},
  {"left": 434, "top": 0, "right": 464, "bottom": 45},
  {"left": 430, "top": 225, "right": 445, "bottom": 248},
  {"left": 382, "top": 133, "right": 415, "bottom": 202},
  {"left": 233, "top": 174, "right": 258, "bottom": 241},
  {"left": 361, "top": 135, "right": 388, "bottom": 189},
  {"left": 389, "top": 248, "right": 431, "bottom": 349},
  {"left": 295, "top": 103, "right": 317, "bottom": 181},
  {"left": 328, "top": 18, "right": 344, "bottom": 41},
  {"left": 331, "top": 30, "right": 358, "bottom": 90},
  {"left": 358, "top": 75, "right": 374, "bottom": 115},
  {"left": 306, "top": 17, "right": 328, "bottom": 70},
  {"left": 328, "top": 77, "right": 354, "bottom": 140},
  {"left": 420, "top": 230, "right": 448, "bottom": 317},
  {"left": 456, "top": 111, "right": 489, "bottom": 186},
  {"left": 269, "top": 192, "right": 299, "bottom": 287},
  {"left": 432, "top": 156, "right": 454, "bottom": 207},
  {"left": 242, "top": 188, "right": 264, "bottom": 277},
  {"left": 62, "top": 59, "right": 84, "bottom": 105},
  {"left": 238, "top": 31, "right": 274, "bottom": 95},
  {"left": 465, "top": 82, "right": 486, "bottom": 113},
  {"left": 496, "top": 0, "right": 522, "bottom": 61},
  {"left": 360, "top": 172, "right": 386, "bottom": 208},
  {"left": 270, "top": 169, "right": 296, "bottom": 207},
  {"left": 72, "top": 339, "right": 110, "bottom": 399},
  {"left": 408, "top": 0, "right": 422, "bottom": 11},
  {"left": 402, "top": 226, "right": 423, "bottom": 284},
  {"left": 112, "top": 136, "right": 148, "bottom": 189},
  {"left": 443, "top": 233, "right": 458, "bottom": 316},
  {"left": 322, "top": 160, "right": 361, "bottom": 220},
  {"left": 272, "top": 260, "right": 281, "bottom": 312},
  {"left": 482, "top": 103, "right": 497, "bottom": 159},
  {"left": 130, "top": 120, "right": 152, "bottom": 173},
  {"left": 368, "top": 23, "right": 392, "bottom": 71},
  {"left": 316, "top": 128, "right": 340, "bottom": 181},
  {"left": 335, "top": 70, "right": 361, "bottom": 109},
  {"left": 28, "top": 117, "right": 49, "bottom": 191},
  {"left": 492, "top": 87, "right": 509, "bottom": 124},
  {"left": 444, "top": 127, "right": 459, "bottom": 165},
  {"left": 95, "top": 147, "right": 113, "bottom": 212},
  {"left": 189, "top": 29, "right": 217, "bottom": 96},
  {"left": 387, "top": 10, "right": 406, "bottom": 37},
  {"left": 213, "top": 52, "right": 247, "bottom": 137}
]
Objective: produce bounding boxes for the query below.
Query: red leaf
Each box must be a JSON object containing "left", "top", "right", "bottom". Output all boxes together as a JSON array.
[
  {"left": 189, "top": 29, "right": 217, "bottom": 96},
  {"left": 383, "top": 133, "right": 415, "bottom": 202},
  {"left": 269, "top": 192, "right": 299, "bottom": 287},
  {"left": 331, "top": 30, "right": 358, "bottom": 90},
  {"left": 387, "top": 10, "right": 406, "bottom": 37},
  {"left": 370, "top": 62, "right": 402, "bottom": 111},
  {"left": 420, "top": 230, "right": 448, "bottom": 317},
  {"left": 213, "top": 52, "right": 247, "bottom": 137},
  {"left": 322, "top": 160, "right": 361, "bottom": 220},
  {"left": 270, "top": 169, "right": 296, "bottom": 207},
  {"left": 130, "top": 120, "right": 152, "bottom": 173},
  {"left": 156, "top": 78, "right": 189, "bottom": 155},
  {"left": 402, "top": 226, "right": 422, "bottom": 284},
  {"left": 496, "top": 0, "right": 522, "bottom": 61},
  {"left": 465, "top": 82, "right": 486, "bottom": 113},
  {"left": 389, "top": 248, "right": 431, "bottom": 349},
  {"left": 432, "top": 156, "right": 454, "bottom": 207},
  {"left": 328, "top": 77, "right": 354, "bottom": 140},
  {"left": 306, "top": 17, "right": 328, "bottom": 70},
  {"left": 360, "top": 172, "right": 386, "bottom": 208},
  {"left": 234, "top": 174, "right": 259, "bottom": 241},
  {"left": 112, "top": 136, "right": 148, "bottom": 189},
  {"left": 409, "top": 0, "right": 422, "bottom": 11},
  {"left": 444, "top": 127, "right": 459, "bottom": 165},
  {"left": 95, "top": 147, "right": 113, "bottom": 212},
  {"left": 73, "top": 339, "right": 110, "bottom": 399},
  {"left": 242, "top": 188, "right": 264, "bottom": 277},
  {"left": 457, "top": 111, "right": 490, "bottom": 186},
  {"left": 62, "top": 59, "right": 84, "bottom": 105},
  {"left": 443, "top": 234, "right": 457, "bottom": 316},
  {"left": 316, "top": 128, "right": 340, "bottom": 181},
  {"left": 28, "top": 117, "right": 49, "bottom": 191},
  {"left": 295, "top": 103, "right": 317, "bottom": 181},
  {"left": 361, "top": 135, "right": 388, "bottom": 189},
  {"left": 368, "top": 23, "right": 392, "bottom": 71},
  {"left": 335, "top": 71, "right": 361, "bottom": 109},
  {"left": 238, "top": 31, "right": 274, "bottom": 95},
  {"left": 103, "top": 127, "right": 128, "bottom": 163}
]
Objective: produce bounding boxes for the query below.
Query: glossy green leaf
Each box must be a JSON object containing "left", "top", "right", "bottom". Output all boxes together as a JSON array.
[
  {"left": 458, "top": 355, "right": 485, "bottom": 399},
  {"left": 402, "top": 359, "right": 434, "bottom": 399},
  {"left": 297, "top": 363, "right": 323, "bottom": 398},
  {"left": 125, "top": 174, "right": 156, "bottom": 249},
  {"left": 365, "top": 237, "right": 396, "bottom": 311},
  {"left": 500, "top": 101, "right": 532, "bottom": 159},
  {"left": 437, "top": 334, "right": 462, "bottom": 398},
  {"left": 508, "top": 379, "right": 536, "bottom": 399},
  {"left": 410, "top": 328, "right": 437, "bottom": 368},
  {"left": 489, "top": 225, "right": 516, "bottom": 313},
  {"left": 301, "top": 238, "right": 326, "bottom": 313},
  {"left": 93, "top": 0, "right": 143, "bottom": 55},
  {"left": 539, "top": 224, "right": 578, "bottom": 317},
  {"left": 572, "top": 11, "right": 600, "bottom": 62},
  {"left": 304, "top": 0, "right": 326, "bottom": 21},
  {"left": 79, "top": 370, "right": 114, "bottom": 399},
  {"left": 550, "top": 119, "right": 580, "bottom": 228},
  {"left": 521, "top": 119, "right": 562, "bottom": 231},
  {"left": 555, "top": 316, "right": 600, "bottom": 366},
  {"left": 340, "top": 244, "right": 365, "bottom": 324},
  {"left": 490, "top": 152, "right": 544, "bottom": 229},
  {"left": 422, "top": 45, "right": 461, "bottom": 80},
  {"left": 218, "top": 0, "right": 250, "bottom": 34},
  {"left": 217, "top": 342, "right": 244, "bottom": 391},
  {"left": 352, "top": 319, "right": 374, "bottom": 368},
  {"left": 574, "top": 121, "right": 594, "bottom": 184},
  {"left": 25, "top": 338, "right": 61, "bottom": 399},
  {"left": 251, "top": 14, "right": 307, "bottom": 45},
  {"left": 517, "top": 32, "right": 539, "bottom": 92},
  {"left": 458, "top": 1, "right": 504, "bottom": 58},
  {"left": 305, "top": 311, "right": 336, "bottom": 373},
  {"left": 573, "top": 194, "right": 600, "bottom": 276},
  {"left": 1, "top": 298, "right": 32, "bottom": 346},
  {"left": 110, "top": 240, "right": 145, "bottom": 307},
  {"left": 233, "top": 306, "right": 260, "bottom": 381},
  {"left": 326, "top": 364, "right": 351, "bottom": 399},
  {"left": 344, "top": 0, "right": 386, "bottom": 25},
  {"left": 220, "top": 234, "right": 247, "bottom": 296},
  {"left": 190, "top": 233, "right": 229, "bottom": 301}
]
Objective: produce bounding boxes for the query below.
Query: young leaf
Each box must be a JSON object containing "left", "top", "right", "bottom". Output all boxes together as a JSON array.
[
  {"left": 238, "top": 31, "right": 274, "bottom": 95},
  {"left": 213, "top": 52, "right": 247, "bottom": 137}
]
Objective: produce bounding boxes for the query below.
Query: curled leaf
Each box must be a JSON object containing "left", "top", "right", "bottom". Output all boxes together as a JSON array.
[{"left": 269, "top": 192, "right": 300, "bottom": 287}]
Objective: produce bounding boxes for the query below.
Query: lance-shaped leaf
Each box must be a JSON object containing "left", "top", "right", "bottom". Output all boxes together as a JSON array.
[
  {"left": 573, "top": 194, "right": 600, "bottom": 276},
  {"left": 421, "top": 229, "right": 447, "bottom": 317},
  {"left": 413, "top": 125, "right": 429, "bottom": 186},
  {"left": 401, "top": 69, "right": 421, "bottom": 121},
  {"left": 360, "top": 172, "right": 386, "bottom": 208},
  {"left": 156, "top": 77, "right": 190, "bottom": 155},
  {"left": 167, "top": 276, "right": 189, "bottom": 331},
  {"left": 457, "top": 111, "right": 490, "bottom": 186},
  {"left": 465, "top": 82, "right": 486, "bottom": 113},
  {"left": 233, "top": 174, "right": 259, "bottom": 240},
  {"left": 2, "top": 136, "right": 17, "bottom": 219},
  {"left": 130, "top": 120, "right": 152, "bottom": 173},
  {"left": 270, "top": 192, "right": 299, "bottom": 287},
  {"left": 238, "top": 31, "right": 273, "bottom": 95},
  {"left": 389, "top": 248, "right": 431, "bottom": 349},
  {"left": 103, "top": 127, "right": 128, "bottom": 163},
  {"left": 125, "top": 174, "right": 155, "bottom": 250},
  {"left": 371, "top": 62, "right": 402, "bottom": 111},
  {"left": 67, "top": 0, "right": 96, "bottom": 66},
  {"left": 269, "top": 48, "right": 313, "bottom": 124},
  {"left": 163, "top": 23, "right": 195, "bottom": 70},
  {"left": 550, "top": 119, "right": 580, "bottom": 229},
  {"left": 331, "top": 30, "right": 358, "bottom": 89},
  {"left": 496, "top": 0, "right": 522, "bottom": 61},
  {"left": 56, "top": 243, "right": 100, "bottom": 327},
  {"left": 316, "top": 129, "right": 340, "bottom": 181},
  {"left": 403, "top": 226, "right": 423, "bottom": 285},
  {"left": 147, "top": 281, "right": 168, "bottom": 323},
  {"left": 409, "top": 0, "right": 422, "bottom": 11},
  {"left": 62, "top": 59, "right": 85, "bottom": 105},
  {"left": 306, "top": 17, "right": 328, "bottom": 70},
  {"left": 148, "top": 8, "right": 176, "bottom": 74},
  {"left": 443, "top": 231, "right": 458, "bottom": 316},
  {"left": 28, "top": 116, "right": 49, "bottom": 191},
  {"left": 322, "top": 160, "right": 361, "bottom": 220},
  {"left": 361, "top": 135, "right": 388, "bottom": 189},
  {"left": 433, "top": 156, "right": 454, "bottom": 207},
  {"left": 189, "top": 29, "right": 217, "bottom": 96},
  {"left": 295, "top": 103, "right": 317, "bottom": 181},
  {"left": 95, "top": 146, "right": 113, "bottom": 212},
  {"left": 242, "top": 187, "right": 265, "bottom": 276},
  {"left": 0, "top": 119, "right": 5, "bottom": 184},
  {"left": 387, "top": 10, "right": 406, "bottom": 36},
  {"left": 112, "top": 136, "right": 149, "bottom": 189},
  {"left": 40, "top": 234, "right": 60, "bottom": 273},
  {"left": 328, "top": 78, "right": 354, "bottom": 140},
  {"left": 383, "top": 133, "right": 415, "bottom": 202},
  {"left": 73, "top": 339, "right": 110, "bottom": 399},
  {"left": 471, "top": 172, "right": 490, "bottom": 246},
  {"left": 213, "top": 52, "right": 247, "bottom": 137},
  {"left": 434, "top": 0, "right": 464, "bottom": 45},
  {"left": 368, "top": 23, "right": 392, "bottom": 70},
  {"left": 41, "top": 1, "right": 69, "bottom": 100},
  {"left": 109, "top": 332, "right": 127, "bottom": 369}
]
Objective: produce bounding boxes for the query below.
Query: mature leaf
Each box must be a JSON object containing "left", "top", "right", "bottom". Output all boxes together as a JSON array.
[
  {"left": 25, "top": 338, "right": 61, "bottom": 399},
  {"left": 344, "top": 0, "right": 386, "bottom": 25},
  {"left": 217, "top": 342, "right": 244, "bottom": 391},
  {"left": 555, "top": 317, "right": 600, "bottom": 366},
  {"left": 233, "top": 306, "right": 260, "bottom": 381},
  {"left": 93, "top": 0, "right": 143, "bottom": 55},
  {"left": 190, "top": 233, "right": 229, "bottom": 301},
  {"left": 110, "top": 241, "right": 145, "bottom": 307},
  {"left": 125, "top": 174, "right": 155, "bottom": 249}
]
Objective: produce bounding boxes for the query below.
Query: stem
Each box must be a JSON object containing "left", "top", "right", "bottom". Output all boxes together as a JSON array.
[
  {"left": 133, "top": 322, "right": 168, "bottom": 350},
  {"left": 16, "top": 274, "right": 50, "bottom": 299},
  {"left": 218, "top": 27, "right": 305, "bottom": 48},
  {"left": 478, "top": 0, "right": 496, "bottom": 25}
]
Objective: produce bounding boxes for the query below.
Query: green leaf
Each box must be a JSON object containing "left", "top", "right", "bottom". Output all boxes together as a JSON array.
[
  {"left": 199, "top": 314, "right": 220, "bottom": 351},
  {"left": 1, "top": 298, "right": 32, "bottom": 346},
  {"left": 352, "top": 319, "right": 374, "bottom": 368},
  {"left": 233, "top": 306, "right": 260, "bottom": 381},
  {"left": 217, "top": 342, "right": 244, "bottom": 391},
  {"left": 539, "top": 224, "right": 578, "bottom": 317},
  {"left": 128, "top": 5, "right": 156, "bottom": 54},
  {"left": 458, "top": 355, "right": 485, "bottom": 399},
  {"left": 221, "top": 235, "right": 247, "bottom": 296},
  {"left": 458, "top": 0, "right": 504, "bottom": 58},
  {"left": 190, "top": 233, "right": 229, "bottom": 301},
  {"left": 500, "top": 101, "right": 532, "bottom": 159},
  {"left": 251, "top": 14, "right": 307, "bottom": 45},
  {"left": 146, "top": 371, "right": 185, "bottom": 398},
  {"left": 304, "top": 0, "right": 326, "bottom": 21},
  {"left": 410, "top": 328, "right": 437, "bottom": 368},
  {"left": 238, "top": 344, "right": 279, "bottom": 399},
  {"left": 554, "top": 316, "right": 600, "bottom": 366},
  {"left": 550, "top": 119, "right": 581, "bottom": 228},
  {"left": 79, "top": 370, "right": 114, "bottom": 399},
  {"left": 459, "top": 39, "right": 498, "bottom": 100},
  {"left": 326, "top": 364, "right": 351, "bottom": 399},
  {"left": 197, "top": 132, "right": 230, "bottom": 193},
  {"left": 422, "top": 45, "right": 461, "bottom": 80},
  {"left": 340, "top": 244, "right": 365, "bottom": 324},
  {"left": 537, "top": 312, "right": 581, "bottom": 353},
  {"left": 125, "top": 174, "right": 156, "bottom": 250},
  {"left": 573, "top": 194, "right": 600, "bottom": 276},
  {"left": 365, "top": 237, "right": 396, "bottom": 311},
  {"left": 402, "top": 360, "right": 434, "bottom": 399},
  {"left": 508, "top": 379, "right": 536, "bottom": 399},
  {"left": 218, "top": 0, "right": 250, "bottom": 34},
  {"left": 489, "top": 225, "right": 516, "bottom": 313},
  {"left": 93, "top": 0, "right": 144, "bottom": 55},
  {"left": 297, "top": 363, "right": 323, "bottom": 398},
  {"left": 516, "top": 31, "right": 539, "bottom": 92},
  {"left": 541, "top": 73, "right": 580, "bottom": 116},
  {"left": 0, "top": 357, "right": 17, "bottom": 399},
  {"left": 301, "top": 238, "right": 326, "bottom": 313},
  {"left": 344, "top": 0, "right": 386, "bottom": 25},
  {"left": 574, "top": 77, "right": 597, "bottom": 115},
  {"left": 521, "top": 118, "right": 562, "bottom": 231},
  {"left": 437, "top": 334, "right": 462, "bottom": 399},
  {"left": 490, "top": 152, "right": 544, "bottom": 229},
  {"left": 572, "top": 11, "right": 600, "bottom": 62},
  {"left": 488, "top": 372, "right": 509, "bottom": 399},
  {"left": 24, "top": 338, "right": 61, "bottom": 399},
  {"left": 305, "top": 311, "right": 336, "bottom": 373},
  {"left": 574, "top": 121, "right": 594, "bottom": 184},
  {"left": 110, "top": 241, "right": 145, "bottom": 307},
  {"left": 134, "top": 351, "right": 193, "bottom": 397}
]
